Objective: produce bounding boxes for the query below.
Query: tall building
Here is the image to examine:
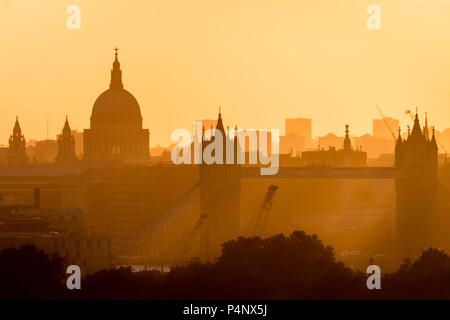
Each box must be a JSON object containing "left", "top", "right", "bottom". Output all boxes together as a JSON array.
[
  {"left": 395, "top": 112, "right": 438, "bottom": 254},
  {"left": 34, "top": 140, "right": 57, "bottom": 163},
  {"left": 373, "top": 117, "right": 399, "bottom": 140},
  {"left": 83, "top": 48, "right": 150, "bottom": 164},
  {"left": 56, "top": 117, "right": 78, "bottom": 163},
  {"left": 285, "top": 117, "right": 312, "bottom": 149},
  {"left": 8, "top": 116, "right": 28, "bottom": 166},
  {"left": 285, "top": 118, "right": 311, "bottom": 139}
]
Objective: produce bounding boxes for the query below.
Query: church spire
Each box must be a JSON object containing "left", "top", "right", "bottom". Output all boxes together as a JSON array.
[
  {"left": 423, "top": 112, "right": 430, "bottom": 141},
  {"left": 62, "top": 116, "right": 72, "bottom": 136},
  {"left": 110, "top": 47, "right": 123, "bottom": 90},
  {"left": 410, "top": 107, "right": 423, "bottom": 138},
  {"left": 396, "top": 127, "right": 402, "bottom": 145},
  {"left": 13, "top": 116, "right": 22, "bottom": 135},
  {"left": 343, "top": 124, "right": 352, "bottom": 151},
  {"left": 215, "top": 106, "right": 225, "bottom": 137},
  {"left": 430, "top": 126, "right": 438, "bottom": 151}
]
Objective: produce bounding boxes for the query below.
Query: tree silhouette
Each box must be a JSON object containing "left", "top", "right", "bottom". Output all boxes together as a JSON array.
[
  {"left": 383, "top": 248, "right": 450, "bottom": 299},
  {"left": 0, "top": 245, "right": 66, "bottom": 299},
  {"left": 84, "top": 231, "right": 366, "bottom": 299},
  {"left": 6, "top": 235, "right": 450, "bottom": 299},
  {"left": 211, "top": 231, "right": 365, "bottom": 299}
]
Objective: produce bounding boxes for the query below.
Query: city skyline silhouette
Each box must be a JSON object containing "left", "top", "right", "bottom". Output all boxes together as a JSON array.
[
  {"left": 1, "top": 1, "right": 449, "bottom": 148},
  {"left": 1, "top": 0, "right": 450, "bottom": 303}
]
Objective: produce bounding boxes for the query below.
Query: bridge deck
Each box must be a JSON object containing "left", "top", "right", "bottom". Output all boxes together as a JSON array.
[{"left": 241, "top": 166, "right": 403, "bottom": 179}]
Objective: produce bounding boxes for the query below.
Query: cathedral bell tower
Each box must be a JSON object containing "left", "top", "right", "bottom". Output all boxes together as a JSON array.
[
  {"left": 8, "top": 116, "right": 28, "bottom": 166},
  {"left": 55, "top": 116, "right": 78, "bottom": 163}
]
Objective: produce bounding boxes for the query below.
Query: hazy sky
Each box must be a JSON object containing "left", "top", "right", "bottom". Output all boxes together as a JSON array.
[{"left": 0, "top": 0, "right": 449, "bottom": 146}]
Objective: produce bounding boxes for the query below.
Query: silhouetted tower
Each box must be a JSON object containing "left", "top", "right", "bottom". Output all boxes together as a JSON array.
[
  {"left": 423, "top": 113, "right": 430, "bottom": 142},
  {"left": 336, "top": 124, "right": 366, "bottom": 167},
  {"left": 55, "top": 116, "right": 77, "bottom": 163},
  {"left": 110, "top": 47, "right": 123, "bottom": 90},
  {"left": 8, "top": 116, "right": 28, "bottom": 166},
  {"left": 199, "top": 109, "right": 241, "bottom": 261},
  {"left": 343, "top": 124, "right": 352, "bottom": 151},
  {"left": 395, "top": 111, "right": 438, "bottom": 254}
]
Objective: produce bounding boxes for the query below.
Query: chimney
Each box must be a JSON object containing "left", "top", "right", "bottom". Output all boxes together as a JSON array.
[{"left": 34, "top": 188, "right": 40, "bottom": 209}]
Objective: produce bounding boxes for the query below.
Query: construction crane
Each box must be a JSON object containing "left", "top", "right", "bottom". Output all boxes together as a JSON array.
[
  {"left": 405, "top": 109, "right": 415, "bottom": 121},
  {"left": 376, "top": 105, "right": 397, "bottom": 140},
  {"left": 246, "top": 184, "right": 278, "bottom": 237}
]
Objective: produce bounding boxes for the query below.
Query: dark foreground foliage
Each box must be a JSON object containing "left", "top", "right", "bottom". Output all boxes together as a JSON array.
[
  {"left": 0, "top": 245, "right": 65, "bottom": 299},
  {"left": 382, "top": 248, "right": 450, "bottom": 299},
  {"left": 2, "top": 232, "right": 450, "bottom": 299},
  {"left": 82, "top": 231, "right": 366, "bottom": 299}
]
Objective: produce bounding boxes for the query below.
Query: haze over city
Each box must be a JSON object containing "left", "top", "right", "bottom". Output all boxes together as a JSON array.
[
  {"left": 1, "top": 0, "right": 450, "bottom": 147},
  {"left": 2, "top": 0, "right": 450, "bottom": 306}
]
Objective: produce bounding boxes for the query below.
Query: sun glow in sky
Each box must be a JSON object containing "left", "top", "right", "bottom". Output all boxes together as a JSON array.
[{"left": 0, "top": 0, "right": 449, "bottom": 146}]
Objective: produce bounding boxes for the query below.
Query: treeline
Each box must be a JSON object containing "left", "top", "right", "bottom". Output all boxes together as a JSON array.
[{"left": 1, "top": 232, "right": 450, "bottom": 299}]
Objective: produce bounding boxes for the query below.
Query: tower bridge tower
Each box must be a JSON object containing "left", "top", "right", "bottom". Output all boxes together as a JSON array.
[
  {"left": 395, "top": 111, "right": 438, "bottom": 254},
  {"left": 199, "top": 110, "right": 241, "bottom": 261}
]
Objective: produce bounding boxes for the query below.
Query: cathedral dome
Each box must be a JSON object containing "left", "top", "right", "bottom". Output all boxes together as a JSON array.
[
  {"left": 91, "top": 88, "right": 142, "bottom": 130},
  {"left": 89, "top": 48, "right": 143, "bottom": 130}
]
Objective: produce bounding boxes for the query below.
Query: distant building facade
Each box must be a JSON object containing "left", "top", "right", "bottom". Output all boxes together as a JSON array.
[
  {"left": 302, "top": 125, "right": 367, "bottom": 167},
  {"left": 353, "top": 134, "right": 395, "bottom": 159},
  {"left": 280, "top": 133, "right": 305, "bottom": 156},
  {"left": 373, "top": 117, "right": 399, "bottom": 140},
  {"left": 285, "top": 117, "right": 312, "bottom": 149},
  {"left": 317, "top": 133, "right": 344, "bottom": 151},
  {"left": 318, "top": 130, "right": 396, "bottom": 159},
  {"left": 34, "top": 140, "right": 58, "bottom": 163},
  {"left": 286, "top": 118, "right": 311, "bottom": 139},
  {"left": 0, "top": 202, "right": 110, "bottom": 274}
]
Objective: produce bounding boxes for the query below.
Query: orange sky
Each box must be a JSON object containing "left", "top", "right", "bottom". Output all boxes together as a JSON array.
[{"left": 0, "top": 0, "right": 449, "bottom": 147}]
